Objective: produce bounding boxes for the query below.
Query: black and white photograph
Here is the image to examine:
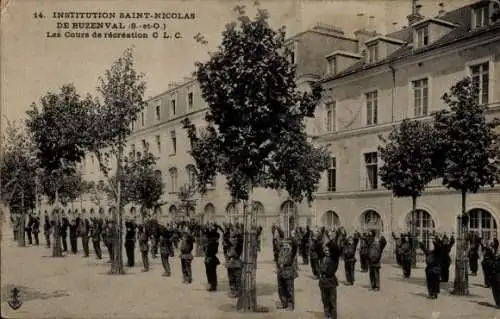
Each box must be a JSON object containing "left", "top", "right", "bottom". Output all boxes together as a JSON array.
[{"left": 1, "top": 0, "right": 500, "bottom": 318}]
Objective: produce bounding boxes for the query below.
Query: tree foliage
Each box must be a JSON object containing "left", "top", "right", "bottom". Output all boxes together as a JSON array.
[
  {"left": 40, "top": 168, "right": 90, "bottom": 206},
  {"left": 379, "top": 119, "right": 437, "bottom": 198},
  {"left": 0, "top": 121, "right": 38, "bottom": 213},
  {"left": 177, "top": 184, "right": 197, "bottom": 218},
  {"left": 26, "top": 84, "right": 94, "bottom": 173},
  {"left": 182, "top": 8, "right": 328, "bottom": 202},
  {"left": 433, "top": 77, "right": 500, "bottom": 194},
  {"left": 101, "top": 149, "right": 165, "bottom": 210},
  {"left": 86, "top": 47, "right": 146, "bottom": 187}
]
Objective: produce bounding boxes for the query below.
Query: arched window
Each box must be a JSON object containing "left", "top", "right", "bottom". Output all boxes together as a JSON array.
[
  {"left": 169, "top": 205, "right": 178, "bottom": 217},
  {"left": 185, "top": 164, "right": 197, "bottom": 190},
  {"left": 169, "top": 167, "right": 178, "bottom": 193},
  {"left": 130, "top": 207, "right": 137, "bottom": 217},
  {"left": 360, "top": 210, "right": 383, "bottom": 236},
  {"left": 90, "top": 208, "right": 95, "bottom": 215},
  {"left": 98, "top": 207, "right": 105, "bottom": 216},
  {"left": 322, "top": 211, "right": 340, "bottom": 229},
  {"left": 226, "top": 202, "right": 239, "bottom": 223},
  {"left": 204, "top": 203, "right": 215, "bottom": 223},
  {"left": 468, "top": 208, "right": 498, "bottom": 240},
  {"left": 406, "top": 209, "right": 435, "bottom": 250},
  {"left": 280, "top": 200, "right": 297, "bottom": 237}
]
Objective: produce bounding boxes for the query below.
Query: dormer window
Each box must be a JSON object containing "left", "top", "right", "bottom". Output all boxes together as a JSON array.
[
  {"left": 415, "top": 26, "right": 429, "bottom": 48},
  {"left": 327, "top": 57, "right": 336, "bottom": 75},
  {"left": 286, "top": 41, "right": 298, "bottom": 65},
  {"left": 472, "top": 5, "right": 491, "bottom": 29},
  {"left": 367, "top": 44, "right": 379, "bottom": 63}
]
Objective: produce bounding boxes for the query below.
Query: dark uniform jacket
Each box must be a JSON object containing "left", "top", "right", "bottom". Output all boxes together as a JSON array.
[
  {"left": 180, "top": 232, "right": 195, "bottom": 260},
  {"left": 342, "top": 234, "right": 359, "bottom": 261},
  {"left": 420, "top": 241, "right": 442, "bottom": 274},
  {"left": 159, "top": 231, "right": 174, "bottom": 256},
  {"left": 32, "top": 216, "right": 40, "bottom": 234},
  {"left": 125, "top": 221, "right": 136, "bottom": 243},
  {"left": 138, "top": 230, "right": 149, "bottom": 252},
  {"left": 318, "top": 239, "right": 342, "bottom": 288},
  {"left": 368, "top": 236, "right": 387, "bottom": 267},
  {"left": 226, "top": 230, "right": 243, "bottom": 268},
  {"left": 277, "top": 238, "right": 298, "bottom": 279}
]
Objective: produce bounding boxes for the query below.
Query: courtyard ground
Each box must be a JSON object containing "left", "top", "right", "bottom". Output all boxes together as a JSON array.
[{"left": 1, "top": 226, "right": 499, "bottom": 319}]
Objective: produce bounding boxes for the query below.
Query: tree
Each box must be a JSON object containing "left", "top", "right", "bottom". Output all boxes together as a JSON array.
[
  {"left": 26, "top": 84, "right": 93, "bottom": 256},
  {"left": 433, "top": 77, "right": 500, "bottom": 296},
  {"left": 101, "top": 149, "right": 165, "bottom": 222},
  {"left": 0, "top": 120, "right": 38, "bottom": 247},
  {"left": 378, "top": 119, "right": 437, "bottom": 267},
  {"left": 177, "top": 184, "right": 197, "bottom": 221},
  {"left": 182, "top": 5, "right": 328, "bottom": 311},
  {"left": 86, "top": 47, "right": 146, "bottom": 274}
]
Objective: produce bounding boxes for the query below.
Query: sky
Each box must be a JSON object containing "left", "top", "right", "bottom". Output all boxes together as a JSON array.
[{"left": 1, "top": 0, "right": 474, "bottom": 131}]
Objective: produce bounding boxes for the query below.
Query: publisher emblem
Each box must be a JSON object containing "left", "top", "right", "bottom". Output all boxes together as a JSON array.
[{"left": 7, "top": 287, "right": 23, "bottom": 310}]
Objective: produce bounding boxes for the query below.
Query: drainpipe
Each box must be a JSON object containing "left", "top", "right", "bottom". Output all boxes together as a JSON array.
[{"left": 388, "top": 63, "right": 396, "bottom": 243}]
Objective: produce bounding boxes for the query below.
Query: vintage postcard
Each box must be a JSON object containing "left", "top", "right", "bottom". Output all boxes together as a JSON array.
[{"left": 1, "top": 0, "right": 500, "bottom": 318}]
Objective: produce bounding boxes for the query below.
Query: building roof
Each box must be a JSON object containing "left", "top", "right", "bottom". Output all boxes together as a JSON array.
[{"left": 321, "top": 1, "right": 500, "bottom": 83}]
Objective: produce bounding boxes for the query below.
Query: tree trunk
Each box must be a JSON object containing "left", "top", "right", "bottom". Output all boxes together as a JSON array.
[
  {"left": 52, "top": 210, "right": 63, "bottom": 257},
  {"left": 110, "top": 147, "right": 125, "bottom": 275},
  {"left": 411, "top": 196, "right": 417, "bottom": 268},
  {"left": 452, "top": 190, "right": 469, "bottom": 296},
  {"left": 237, "top": 180, "right": 259, "bottom": 312},
  {"left": 18, "top": 212, "right": 26, "bottom": 247}
]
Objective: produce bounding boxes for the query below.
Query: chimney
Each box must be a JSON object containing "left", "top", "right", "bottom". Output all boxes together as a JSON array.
[
  {"left": 438, "top": 3, "right": 445, "bottom": 17},
  {"left": 392, "top": 22, "right": 398, "bottom": 31},
  {"left": 353, "top": 28, "right": 378, "bottom": 54},
  {"left": 312, "top": 23, "right": 344, "bottom": 35},
  {"left": 368, "top": 15, "right": 376, "bottom": 32},
  {"left": 407, "top": 0, "right": 424, "bottom": 26}
]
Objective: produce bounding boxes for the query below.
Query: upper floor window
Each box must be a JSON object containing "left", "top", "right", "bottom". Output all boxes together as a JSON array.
[
  {"left": 155, "top": 105, "right": 161, "bottom": 121},
  {"left": 364, "top": 152, "right": 378, "bottom": 190},
  {"left": 170, "top": 130, "right": 177, "bottom": 154},
  {"left": 415, "top": 26, "right": 429, "bottom": 48},
  {"left": 367, "top": 44, "right": 379, "bottom": 63},
  {"left": 170, "top": 98, "right": 176, "bottom": 117},
  {"left": 470, "top": 62, "right": 490, "bottom": 105},
  {"left": 169, "top": 168, "right": 178, "bottom": 193},
  {"left": 327, "top": 57, "right": 336, "bottom": 75},
  {"left": 327, "top": 157, "right": 336, "bottom": 192},
  {"left": 186, "top": 165, "right": 197, "bottom": 189},
  {"left": 472, "top": 5, "right": 491, "bottom": 29},
  {"left": 155, "top": 135, "right": 161, "bottom": 153},
  {"left": 365, "top": 91, "right": 378, "bottom": 126},
  {"left": 130, "top": 122, "right": 135, "bottom": 131},
  {"left": 140, "top": 111, "right": 145, "bottom": 127},
  {"left": 187, "top": 91, "right": 194, "bottom": 109},
  {"left": 412, "top": 78, "right": 429, "bottom": 117},
  {"left": 141, "top": 139, "right": 148, "bottom": 152},
  {"left": 325, "top": 101, "right": 336, "bottom": 132}
]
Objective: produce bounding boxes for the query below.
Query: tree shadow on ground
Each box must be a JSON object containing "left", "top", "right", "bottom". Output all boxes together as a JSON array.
[
  {"left": 217, "top": 303, "right": 271, "bottom": 314},
  {"left": 472, "top": 301, "right": 498, "bottom": 309},
  {"left": 410, "top": 291, "right": 430, "bottom": 299},
  {"left": 1, "top": 284, "right": 69, "bottom": 303},
  {"left": 471, "top": 283, "right": 489, "bottom": 288},
  {"left": 305, "top": 310, "right": 325, "bottom": 318},
  {"left": 388, "top": 276, "right": 427, "bottom": 287},
  {"left": 195, "top": 281, "right": 296, "bottom": 296}
]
